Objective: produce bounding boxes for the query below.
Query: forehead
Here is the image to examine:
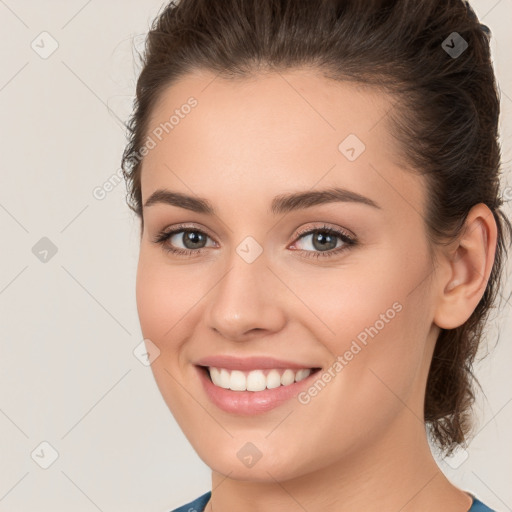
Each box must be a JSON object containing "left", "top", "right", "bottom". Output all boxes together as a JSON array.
[{"left": 140, "top": 68, "right": 425, "bottom": 217}]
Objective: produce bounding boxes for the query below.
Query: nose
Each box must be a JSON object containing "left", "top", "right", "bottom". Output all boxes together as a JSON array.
[{"left": 203, "top": 249, "right": 287, "bottom": 342}]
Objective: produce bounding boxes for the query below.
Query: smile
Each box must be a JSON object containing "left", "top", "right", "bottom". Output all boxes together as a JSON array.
[
  {"left": 196, "top": 364, "right": 323, "bottom": 415},
  {"left": 207, "top": 366, "right": 319, "bottom": 392}
]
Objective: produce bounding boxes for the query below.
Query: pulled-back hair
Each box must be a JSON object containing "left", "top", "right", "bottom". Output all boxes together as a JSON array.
[{"left": 121, "top": 0, "right": 512, "bottom": 455}]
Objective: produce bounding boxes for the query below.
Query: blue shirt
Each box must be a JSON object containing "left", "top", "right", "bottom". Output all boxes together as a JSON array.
[{"left": 170, "top": 491, "right": 497, "bottom": 511}]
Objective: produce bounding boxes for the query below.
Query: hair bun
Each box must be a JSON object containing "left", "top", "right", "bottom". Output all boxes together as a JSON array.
[{"left": 462, "top": 0, "right": 492, "bottom": 40}]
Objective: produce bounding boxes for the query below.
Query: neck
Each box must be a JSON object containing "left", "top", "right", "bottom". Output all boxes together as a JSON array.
[{"left": 206, "top": 412, "right": 473, "bottom": 512}]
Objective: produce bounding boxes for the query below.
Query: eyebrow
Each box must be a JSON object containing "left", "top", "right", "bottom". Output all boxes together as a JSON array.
[{"left": 143, "top": 186, "right": 381, "bottom": 215}]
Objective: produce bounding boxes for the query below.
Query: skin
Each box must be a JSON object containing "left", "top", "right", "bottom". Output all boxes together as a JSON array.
[{"left": 135, "top": 68, "right": 497, "bottom": 512}]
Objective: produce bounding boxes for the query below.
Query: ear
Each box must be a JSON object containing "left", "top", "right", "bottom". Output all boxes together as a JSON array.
[{"left": 433, "top": 203, "right": 498, "bottom": 330}]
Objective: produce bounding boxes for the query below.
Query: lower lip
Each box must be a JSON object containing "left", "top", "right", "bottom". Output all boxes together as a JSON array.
[{"left": 196, "top": 366, "right": 321, "bottom": 415}]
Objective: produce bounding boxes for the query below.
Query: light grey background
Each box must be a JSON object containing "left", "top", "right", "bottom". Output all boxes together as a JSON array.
[{"left": 0, "top": 1, "right": 511, "bottom": 511}]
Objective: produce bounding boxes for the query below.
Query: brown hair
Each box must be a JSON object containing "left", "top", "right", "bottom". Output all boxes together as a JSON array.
[{"left": 121, "top": 0, "right": 512, "bottom": 455}]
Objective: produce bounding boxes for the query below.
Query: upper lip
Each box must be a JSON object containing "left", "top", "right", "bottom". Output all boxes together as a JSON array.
[{"left": 195, "top": 355, "right": 320, "bottom": 371}]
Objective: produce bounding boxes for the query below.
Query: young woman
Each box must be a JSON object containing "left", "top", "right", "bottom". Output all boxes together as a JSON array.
[{"left": 121, "top": 0, "right": 511, "bottom": 510}]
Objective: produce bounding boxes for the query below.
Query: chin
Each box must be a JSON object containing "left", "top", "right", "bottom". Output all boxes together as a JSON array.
[{"left": 198, "top": 440, "right": 316, "bottom": 483}]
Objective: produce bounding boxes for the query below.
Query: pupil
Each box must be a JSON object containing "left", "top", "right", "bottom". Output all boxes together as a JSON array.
[
  {"left": 313, "top": 232, "right": 336, "bottom": 251},
  {"left": 184, "top": 231, "right": 205, "bottom": 249}
]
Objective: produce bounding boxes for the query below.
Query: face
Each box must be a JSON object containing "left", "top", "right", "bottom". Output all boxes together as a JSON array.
[{"left": 136, "top": 68, "right": 442, "bottom": 482}]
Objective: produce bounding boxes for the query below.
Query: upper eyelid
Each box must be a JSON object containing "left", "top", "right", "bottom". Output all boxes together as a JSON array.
[{"left": 294, "top": 224, "right": 354, "bottom": 239}]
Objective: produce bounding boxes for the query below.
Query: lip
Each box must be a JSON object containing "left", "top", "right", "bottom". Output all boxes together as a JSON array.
[
  {"left": 195, "top": 364, "right": 322, "bottom": 415},
  {"left": 194, "top": 355, "right": 319, "bottom": 371}
]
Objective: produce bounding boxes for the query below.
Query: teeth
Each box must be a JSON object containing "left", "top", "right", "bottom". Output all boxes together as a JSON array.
[{"left": 208, "top": 367, "right": 313, "bottom": 391}]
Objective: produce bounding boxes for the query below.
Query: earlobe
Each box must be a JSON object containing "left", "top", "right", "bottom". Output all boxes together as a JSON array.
[{"left": 433, "top": 203, "right": 497, "bottom": 330}]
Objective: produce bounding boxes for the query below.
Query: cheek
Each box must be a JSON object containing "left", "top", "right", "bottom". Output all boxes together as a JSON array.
[
  {"left": 292, "top": 293, "right": 428, "bottom": 460},
  {"left": 295, "top": 241, "right": 431, "bottom": 345},
  {"left": 291, "top": 253, "right": 432, "bottom": 403},
  {"left": 281, "top": 260, "right": 410, "bottom": 347},
  {"left": 135, "top": 252, "right": 203, "bottom": 421},
  {"left": 135, "top": 250, "right": 202, "bottom": 345}
]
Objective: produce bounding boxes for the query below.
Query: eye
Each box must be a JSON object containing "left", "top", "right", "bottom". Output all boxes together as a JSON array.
[
  {"left": 290, "top": 224, "right": 357, "bottom": 259},
  {"left": 152, "top": 223, "right": 358, "bottom": 259},
  {"left": 152, "top": 224, "right": 216, "bottom": 257}
]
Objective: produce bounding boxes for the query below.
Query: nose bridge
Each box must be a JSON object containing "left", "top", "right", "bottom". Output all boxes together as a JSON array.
[{"left": 204, "top": 239, "right": 285, "bottom": 340}]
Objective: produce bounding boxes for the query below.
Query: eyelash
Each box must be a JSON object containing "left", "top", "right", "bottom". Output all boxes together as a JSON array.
[{"left": 151, "top": 223, "right": 357, "bottom": 259}]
